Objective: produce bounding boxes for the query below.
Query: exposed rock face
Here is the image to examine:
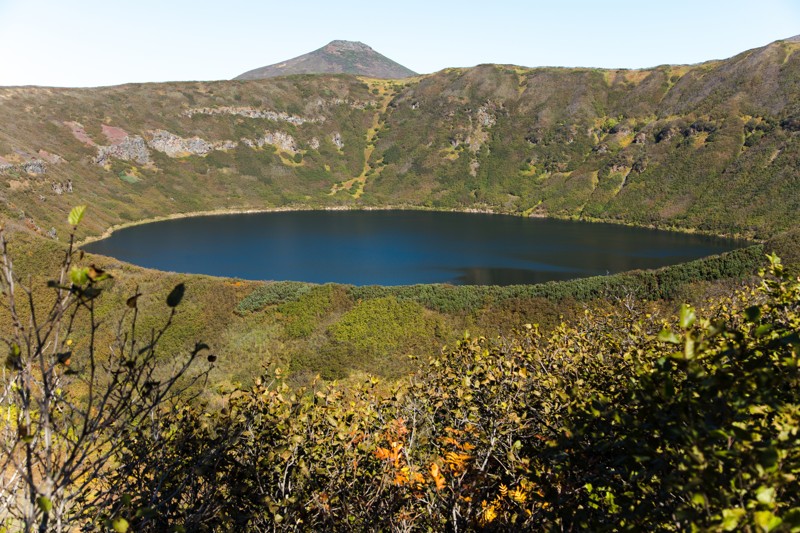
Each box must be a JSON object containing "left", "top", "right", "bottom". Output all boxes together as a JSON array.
[
  {"left": 309, "top": 137, "right": 320, "bottom": 150},
  {"left": 656, "top": 126, "right": 677, "bottom": 143},
  {"left": 469, "top": 159, "right": 480, "bottom": 177},
  {"left": 0, "top": 157, "right": 48, "bottom": 175},
  {"left": 148, "top": 130, "right": 213, "bottom": 157},
  {"left": 95, "top": 136, "right": 151, "bottom": 166},
  {"left": 446, "top": 103, "right": 497, "bottom": 154},
  {"left": 634, "top": 132, "right": 647, "bottom": 144},
  {"left": 86, "top": 124, "right": 152, "bottom": 166},
  {"left": 50, "top": 179, "right": 72, "bottom": 195},
  {"left": 609, "top": 164, "right": 629, "bottom": 174},
  {"left": 22, "top": 160, "right": 47, "bottom": 174},
  {"left": 331, "top": 132, "right": 344, "bottom": 150},
  {"left": 476, "top": 105, "right": 496, "bottom": 128},
  {"left": 146, "top": 128, "right": 301, "bottom": 158},
  {"left": 148, "top": 130, "right": 239, "bottom": 158},
  {"left": 594, "top": 144, "right": 609, "bottom": 154},
  {"left": 313, "top": 97, "right": 370, "bottom": 110},
  {"left": 242, "top": 131, "right": 298, "bottom": 153},
  {"left": 184, "top": 106, "right": 323, "bottom": 125}
]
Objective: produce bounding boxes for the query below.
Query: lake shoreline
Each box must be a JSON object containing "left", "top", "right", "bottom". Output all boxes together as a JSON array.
[{"left": 77, "top": 203, "right": 757, "bottom": 248}]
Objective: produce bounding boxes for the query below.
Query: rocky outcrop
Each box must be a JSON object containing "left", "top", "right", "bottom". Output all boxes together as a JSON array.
[
  {"left": 21, "top": 160, "right": 47, "bottom": 174},
  {"left": 51, "top": 179, "right": 73, "bottom": 195},
  {"left": 85, "top": 124, "right": 152, "bottom": 166},
  {"left": 0, "top": 156, "right": 48, "bottom": 176},
  {"left": 149, "top": 130, "right": 212, "bottom": 157},
  {"left": 184, "top": 106, "right": 323, "bottom": 125},
  {"left": 451, "top": 103, "right": 497, "bottom": 153},
  {"left": 469, "top": 158, "right": 480, "bottom": 177},
  {"left": 95, "top": 136, "right": 151, "bottom": 166},
  {"left": 242, "top": 131, "right": 298, "bottom": 153},
  {"left": 144, "top": 128, "right": 302, "bottom": 158},
  {"left": 331, "top": 132, "right": 344, "bottom": 150},
  {"left": 314, "top": 98, "right": 371, "bottom": 110},
  {"left": 476, "top": 105, "right": 497, "bottom": 128},
  {"left": 147, "top": 130, "right": 238, "bottom": 158}
]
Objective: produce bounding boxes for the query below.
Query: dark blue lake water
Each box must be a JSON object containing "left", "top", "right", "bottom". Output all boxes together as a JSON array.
[{"left": 82, "top": 210, "right": 747, "bottom": 286}]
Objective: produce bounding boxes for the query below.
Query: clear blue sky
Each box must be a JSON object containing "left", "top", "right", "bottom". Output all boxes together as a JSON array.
[{"left": 1, "top": 0, "right": 798, "bottom": 87}]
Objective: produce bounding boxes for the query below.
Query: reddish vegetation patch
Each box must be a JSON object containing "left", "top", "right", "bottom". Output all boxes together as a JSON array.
[
  {"left": 101, "top": 124, "right": 129, "bottom": 145},
  {"left": 64, "top": 121, "right": 96, "bottom": 146}
]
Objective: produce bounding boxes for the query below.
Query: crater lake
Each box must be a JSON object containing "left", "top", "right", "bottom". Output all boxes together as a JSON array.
[{"left": 82, "top": 210, "right": 748, "bottom": 286}]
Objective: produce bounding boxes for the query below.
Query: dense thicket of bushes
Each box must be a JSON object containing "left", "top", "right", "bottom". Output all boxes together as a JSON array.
[
  {"left": 236, "top": 245, "right": 764, "bottom": 315},
  {"left": 92, "top": 255, "right": 799, "bottom": 531}
]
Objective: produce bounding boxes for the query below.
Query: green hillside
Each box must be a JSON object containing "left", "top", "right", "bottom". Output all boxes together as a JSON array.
[{"left": 1, "top": 38, "right": 799, "bottom": 245}]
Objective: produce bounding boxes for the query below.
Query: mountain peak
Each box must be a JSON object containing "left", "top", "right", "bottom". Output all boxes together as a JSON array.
[
  {"left": 235, "top": 40, "right": 417, "bottom": 81},
  {"left": 325, "top": 40, "right": 373, "bottom": 51}
]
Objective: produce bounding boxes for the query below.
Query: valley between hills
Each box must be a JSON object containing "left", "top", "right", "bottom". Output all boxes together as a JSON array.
[{"left": 1, "top": 37, "right": 799, "bottom": 531}]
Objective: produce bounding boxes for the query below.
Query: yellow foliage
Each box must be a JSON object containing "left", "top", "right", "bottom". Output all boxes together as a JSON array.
[
  {"left": 430, "top": 462, "right": 446, "bottom": 491},
  {"left": 444, "top": 451, "right": 471, "bottom": 473},
  {"left": 510, "top": 485, "right": 528, "bottom": 504},
  {"left": 481, "top": 501, "right": 498, "bottom": 524}
]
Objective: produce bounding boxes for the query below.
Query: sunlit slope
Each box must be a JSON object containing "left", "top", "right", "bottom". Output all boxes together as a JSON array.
[{"left": 0, "top": 38, "right": 799, "bottom": 241}]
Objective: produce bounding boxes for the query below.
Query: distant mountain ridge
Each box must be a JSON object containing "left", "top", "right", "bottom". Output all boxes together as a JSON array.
[{"left": 235, "top": 40, "right": 417, "bottom": 80}]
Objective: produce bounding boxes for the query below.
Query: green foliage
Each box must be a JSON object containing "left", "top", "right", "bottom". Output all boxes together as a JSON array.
[
  {"left": 540, "top": 253, "right": 800, "bottom": 530},
  {"left": 4, "top": 210, "right": 797, "bottom": 531},
  {"left": 279, "top": 284, "right": 348, "bottom": 338},
  {"left": 122, "top": 256, "right": 799, "bottom": 531},
  {"left": 381, "top": 144, "right": 402, "bottom": 165},
  {"left": 328, "top": 295, "right": 438, "bottom": 359},
  {"left": 68, "top": 205, "right": 86, "bottom": 227},
  {"left": 0, "top": 220, "right": 211, "bottom": 531},
  {"left": 237, "top": 281, "right": 312, "bottom": 313}
]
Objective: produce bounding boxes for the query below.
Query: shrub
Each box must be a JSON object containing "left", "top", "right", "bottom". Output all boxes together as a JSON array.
[
  {"left": 195, "top": 254, "right": 800, "bottom": 531},
  {"left": 237, "top": 281, "right": 312, "bottom": 313},
  {"left": 279, "top": 284, "right": 348, "bottom": 338},
  {"left": 0, "top": 207, "right": 213, "bottom": 531}
]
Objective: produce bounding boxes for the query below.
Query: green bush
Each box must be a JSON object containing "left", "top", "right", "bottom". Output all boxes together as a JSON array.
[
  {"left": 237, "top": 281, "right": 312, "bottom": 313},
  {"left": 329, "top": 296, "right": 435, "bottom": 357},
  {"left": 279, "top": 284, "right": 348, "bottom": 338},
  {"left": 349, "top": 245, "right": 765, "bottom": 312}
]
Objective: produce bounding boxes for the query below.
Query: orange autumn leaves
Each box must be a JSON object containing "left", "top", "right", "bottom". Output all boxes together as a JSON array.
[{"left": 374, "top": 418, "right": 472, "bottom": 491}]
